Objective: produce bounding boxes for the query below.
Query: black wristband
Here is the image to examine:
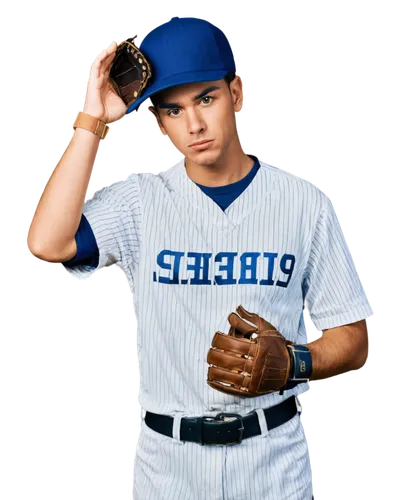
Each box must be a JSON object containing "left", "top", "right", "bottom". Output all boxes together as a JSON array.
[{"left": 288, "top": 344, "right": 313, "bottom": 381}]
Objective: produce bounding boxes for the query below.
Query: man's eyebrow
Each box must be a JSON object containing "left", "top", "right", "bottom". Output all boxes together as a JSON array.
[{"left": 158, "top": 85, "right": 221, "bottom": 109}]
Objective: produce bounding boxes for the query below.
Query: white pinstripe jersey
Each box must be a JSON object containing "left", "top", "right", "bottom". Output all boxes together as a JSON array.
[{"left": 63, "top": 155, "right": 373, "bottom": 418}]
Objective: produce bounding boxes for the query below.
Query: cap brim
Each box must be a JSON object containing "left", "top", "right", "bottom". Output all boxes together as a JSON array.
[{"left": 125, "top": 69, "right": 229, "bottom": 114}]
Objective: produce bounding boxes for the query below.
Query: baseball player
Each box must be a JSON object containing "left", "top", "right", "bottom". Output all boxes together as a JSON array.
[{"left": 28, "top": 17, "right": 373, "bottom": 500}]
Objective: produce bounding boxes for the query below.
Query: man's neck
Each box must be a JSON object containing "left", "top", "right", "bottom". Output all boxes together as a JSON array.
[{"left": 184, "top": 144, "right": 254, "bottom": 187}]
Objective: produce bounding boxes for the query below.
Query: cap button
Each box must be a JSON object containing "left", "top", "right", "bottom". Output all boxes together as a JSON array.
[{"left": 171, "top": 17, "right": 179, "bottom": 20}]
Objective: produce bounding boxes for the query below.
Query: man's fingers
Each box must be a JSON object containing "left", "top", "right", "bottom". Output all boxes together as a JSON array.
[
  {"left": 102, "top": 50, "right": 118, "bottom": 74},
  {"left": 92, "top": 42, "right": 117, "bottom": 69},
  {"left": 90, "top": 45, "right": 117, "bottom": 80}
]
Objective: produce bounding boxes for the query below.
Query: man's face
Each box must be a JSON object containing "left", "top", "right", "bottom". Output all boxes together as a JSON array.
[{"left": 148, "top": 76, "right": 243, "bottom": 166}]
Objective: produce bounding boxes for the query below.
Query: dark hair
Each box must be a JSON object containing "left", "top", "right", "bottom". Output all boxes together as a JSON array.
[
  {"left": 150, "top": 71, "right": 236, "bottom": 109},
  {"left": 223, "top": 71, "right": 236, "bottom": 87}
]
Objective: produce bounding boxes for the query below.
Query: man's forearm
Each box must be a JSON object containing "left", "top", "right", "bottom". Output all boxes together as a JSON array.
[
  {"left": 305, "top": 320, "right": 369, "bottom": 381},
  {"left": 27, "top": 126, "right": 101, "bottom": 261}
]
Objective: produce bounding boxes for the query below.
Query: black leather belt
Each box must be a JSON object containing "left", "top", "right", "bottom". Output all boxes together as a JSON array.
[{"left": 144, "top": 395, "right": 298, "bottom": 446}]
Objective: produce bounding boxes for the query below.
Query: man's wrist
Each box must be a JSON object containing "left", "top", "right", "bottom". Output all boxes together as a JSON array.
[
  {"left": 73, "top": 111, "right": 109, "bottom": 140},
  {"left": 82, "top": 108, "right": 106, "bottom": 122},
  {"left": 287, "top": 344, "right": 313, "bottom": 381}
]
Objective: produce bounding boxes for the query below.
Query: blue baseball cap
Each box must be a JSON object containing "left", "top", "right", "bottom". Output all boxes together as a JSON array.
[{"left": 125, "top": 17, "right": 236, "bottom": 114}]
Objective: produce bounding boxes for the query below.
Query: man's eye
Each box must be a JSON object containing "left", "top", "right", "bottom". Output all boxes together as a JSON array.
[
  {"left": 167, "top": 108, "right": 181, "bottom": 116},
  {"left": 166, "top": 96, "right": 214, "bottom": 116}
]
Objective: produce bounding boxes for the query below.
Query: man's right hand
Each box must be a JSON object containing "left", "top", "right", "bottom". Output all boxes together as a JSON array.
[{"left": 83, "top": 41, "right": 128, "bottom": 124}]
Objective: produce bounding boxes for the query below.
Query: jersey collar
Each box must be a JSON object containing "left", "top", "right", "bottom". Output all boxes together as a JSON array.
[{"left": 160, "top": 154, "right": 277, "bottom": 234}]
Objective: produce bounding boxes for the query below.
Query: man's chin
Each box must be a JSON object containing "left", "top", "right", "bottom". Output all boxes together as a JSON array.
[{"left": 186, "top": 148, "right": 222, "bottom": 167}]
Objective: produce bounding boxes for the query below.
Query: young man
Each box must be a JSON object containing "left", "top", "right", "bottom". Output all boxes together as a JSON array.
[{"left": 28, "top": 17, "right": 373, "bottom": 500}]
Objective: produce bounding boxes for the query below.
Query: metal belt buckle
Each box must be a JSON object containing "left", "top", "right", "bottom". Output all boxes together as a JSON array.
[{"left": 201, "top": 412, "right": 244, "bottom": 446}]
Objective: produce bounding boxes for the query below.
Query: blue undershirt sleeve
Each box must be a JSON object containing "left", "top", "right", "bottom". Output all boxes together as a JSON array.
[{"left": 62, "top": 213, "right": 99, "bottom": 268}]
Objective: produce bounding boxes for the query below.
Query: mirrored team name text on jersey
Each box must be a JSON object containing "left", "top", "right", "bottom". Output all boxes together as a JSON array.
[{"left": 153, "top": 250, "right": 296, "bottom": 287}]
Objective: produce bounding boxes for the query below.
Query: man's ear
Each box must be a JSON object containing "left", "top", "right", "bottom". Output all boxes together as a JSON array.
[
  {"left": 146, "top": 103, "right": 159, "bottom": 124},
  {"left": 229, "top": 75, "right": 243, "bottom": 112},
  {"left": 148, "top": 106, "right": 167, "bottom": 135}
]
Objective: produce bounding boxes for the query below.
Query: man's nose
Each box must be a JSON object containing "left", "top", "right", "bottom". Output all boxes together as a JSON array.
[{"left": 186, "top": 109, "right": 206, "bottom": 134}]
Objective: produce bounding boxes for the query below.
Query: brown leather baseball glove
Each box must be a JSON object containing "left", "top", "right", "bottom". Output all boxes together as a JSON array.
[
  {"left": 109, "top": 35, "right": 152, "bottom": 108},
  {"left": 206, "top": 305, "right": 295, "bottom": 398}
]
